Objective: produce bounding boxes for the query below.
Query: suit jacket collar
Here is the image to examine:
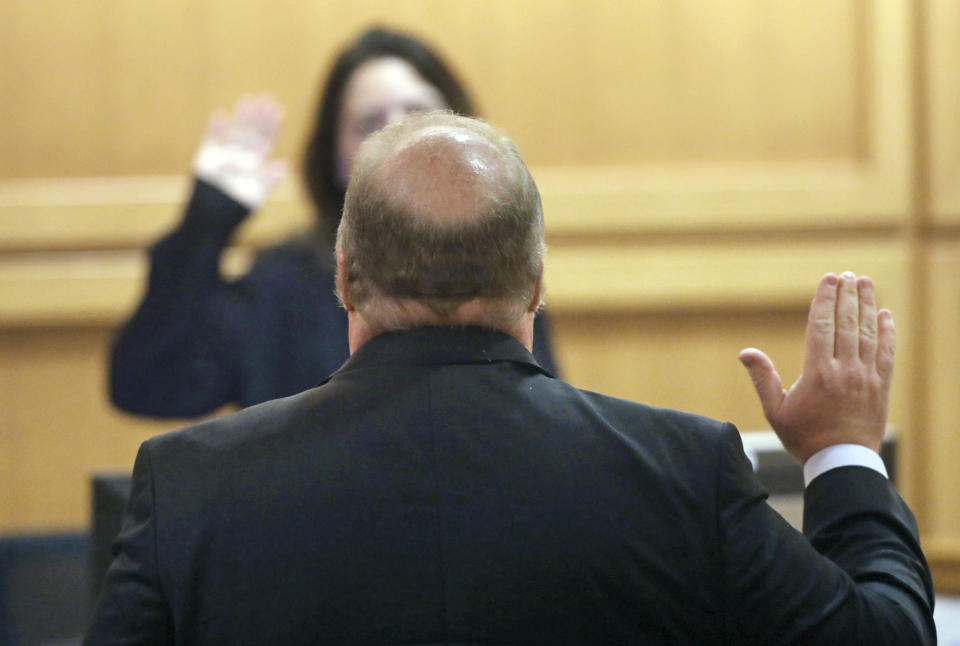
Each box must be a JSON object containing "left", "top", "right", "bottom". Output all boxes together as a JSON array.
[{"left": 321, "top": 325, "right": 553, "bottom": 384}]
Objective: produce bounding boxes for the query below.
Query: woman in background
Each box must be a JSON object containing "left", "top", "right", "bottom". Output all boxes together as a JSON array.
[{"left": 109, "top": 27, "right": 558, "bottom": 418}]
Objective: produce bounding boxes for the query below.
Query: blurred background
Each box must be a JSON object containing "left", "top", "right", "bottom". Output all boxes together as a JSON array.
[{"left": 1, "top": 0, "right": 959, "bottom": 640}]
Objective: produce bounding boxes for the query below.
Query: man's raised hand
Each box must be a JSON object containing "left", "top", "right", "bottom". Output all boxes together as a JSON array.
[
  {"left": 193, "top": 94, "right": 288, "bottom": 210},
  {"left": 739, "top": 272, "right": 895, "bottom": 463}
]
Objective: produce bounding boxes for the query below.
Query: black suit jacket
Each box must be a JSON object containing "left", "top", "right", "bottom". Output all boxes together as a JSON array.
[{"left": 86, "top": 326, "right": 935, "bottom": 645}]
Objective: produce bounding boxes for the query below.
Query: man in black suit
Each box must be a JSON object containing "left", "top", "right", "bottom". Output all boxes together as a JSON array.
[{"left": 85, "top": 111, "right": 935, "bottom": 644}]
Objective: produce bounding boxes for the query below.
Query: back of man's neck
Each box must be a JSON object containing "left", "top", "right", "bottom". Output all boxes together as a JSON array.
[{"left": 347, "top": 304, "right": 534, "bottom": 354}]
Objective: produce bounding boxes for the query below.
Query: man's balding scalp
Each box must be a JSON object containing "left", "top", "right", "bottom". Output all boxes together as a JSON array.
[
  {"left": 336, "top": 111, "right": 544, "bottom": 332},
  {"left": 377, "top": 128, "right": 508, "bottom": 224}
]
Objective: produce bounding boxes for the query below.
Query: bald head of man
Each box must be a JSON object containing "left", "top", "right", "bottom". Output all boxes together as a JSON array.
[{"left": 335, "top": 111, "right": 545, "bottom": 352}]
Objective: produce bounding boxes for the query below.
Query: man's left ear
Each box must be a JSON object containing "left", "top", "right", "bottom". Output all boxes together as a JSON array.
[
  {"left": 336, "top": 249, "right": 355, "bottom": 312},
  {"left": 527, "top": 262, "right": 544, "bottom": 314}
]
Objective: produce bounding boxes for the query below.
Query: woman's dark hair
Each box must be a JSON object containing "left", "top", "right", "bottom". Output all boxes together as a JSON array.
[{"left": 302, "top": 27, "right": 477, "bottom": 238}]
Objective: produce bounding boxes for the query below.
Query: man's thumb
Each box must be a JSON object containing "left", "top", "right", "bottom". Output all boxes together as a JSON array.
[{"left": 739, "top": 348, "right": 783, "bottom": 419}]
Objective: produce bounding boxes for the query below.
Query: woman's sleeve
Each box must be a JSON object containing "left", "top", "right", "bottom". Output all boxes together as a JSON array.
[{"left": 108, "top": 180, "right": 251, "bottom": 418}]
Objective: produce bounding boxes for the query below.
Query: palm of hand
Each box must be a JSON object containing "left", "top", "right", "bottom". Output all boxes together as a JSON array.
[
  {"left": 193, "top": 94, "right": 287, "bottom": 210},
  {"left": 740, "top": 273, "right": 894, "bottom": 464}
]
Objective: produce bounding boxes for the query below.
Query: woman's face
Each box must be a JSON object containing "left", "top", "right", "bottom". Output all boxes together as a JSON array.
[{"left": 335, "top": 56, "right": 447, "bottom": 188}]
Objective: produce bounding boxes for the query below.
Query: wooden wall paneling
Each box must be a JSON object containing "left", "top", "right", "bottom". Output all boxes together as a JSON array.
[
  {"left": 0, "top": 252, "right": 146, "bottom": 327},
  {"left": 1, "top": 1, "right": 913, "bottom": 238},
  {"left": 466, "top": 0, "right": 874, "bottom": 168},
  {"left": 0, "top": 246, "right": 257, "bottom": 328},
  {"left": 551, "top": 309, "right": 807, "bottom": 433},
  {"left": 0, "top": 327, "right": 177, "bottom": 532},
  {"left": 0, "top": 234, "right": 911, "bottom": 329},
  {"left": 0, "top": 177, "right": 311, "bottom": 252},
  {"left": 0, "top": 332, "right": 14, "bottom": 530},
  {"left": 926, "top": 0, "right": 960, "bottom": 223},
  {"left": 928, "top": 540, "right": 960, "bottom": 594},
  {"left": 534, "top": 0, "right": 912, "bottom": 234},
  {"left": 921, "top": 0, "right": 960, "bottom": 590},
  {"left": 0, "top": 0, "right": 114, "bottom": 178},
  {"left": 545, "top": 237, "right": 909, "bottom": 311},
  {"left": 921, "top": 240, "right": 960, "bottom": 591}
]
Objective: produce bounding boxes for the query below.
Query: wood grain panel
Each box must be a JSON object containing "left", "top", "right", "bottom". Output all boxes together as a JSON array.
[
  {"left": 0, "top": 252, "right": 143, "bottom": 327},
  {"left": 0, "top": 177, "right": 310, "bottom": 251},
  {"left": 923, "top": 241, "right": 960, "bottom": 540},
  {"left": 473, "top": 0, "right": 866, "bottom": 165},
  {"left": 553, "top": 309, "right": 806, "bottom": 433},
  {"left": 0, "top": 246, "right": 259, "bottom": 327},
  {"left": 0, "top": 164, "right": 911, "bottom": 254},
  {"left": 927, "top": 539, "right": 960, "bottom": 594},
  {"left": 926, "top": 0, "right": 960, "bottom": 223},
  {"left": 0, "top": 0, "right": 912, "bottom": 234},
  {"left": 0, "top": 236, "right": 910, "bottom": 324},
  {"left": 0, "top": 328, "right": 180, "bottom": 532},
  {"left": 546, "top": 237, "right": 909, "bottom": 311},
  {"left": 0, "top": 1, "right": 872, "bottom": 174}
]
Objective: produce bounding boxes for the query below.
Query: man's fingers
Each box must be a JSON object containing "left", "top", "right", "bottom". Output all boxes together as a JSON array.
[
  {"left": 876, "top": 308, "right": 896, "bottom": 382},
  {"left": 834, "top": 271, "right": 860, "bottom": 360},
  {"left": 858, "top": 276, "right": 878, "bottom": 365},
  {"left": 804, "top": 273, "right": 839, "bottom": 371},
  {"left": 739, "top": 348, "right": 785, "bottom": 421}
]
